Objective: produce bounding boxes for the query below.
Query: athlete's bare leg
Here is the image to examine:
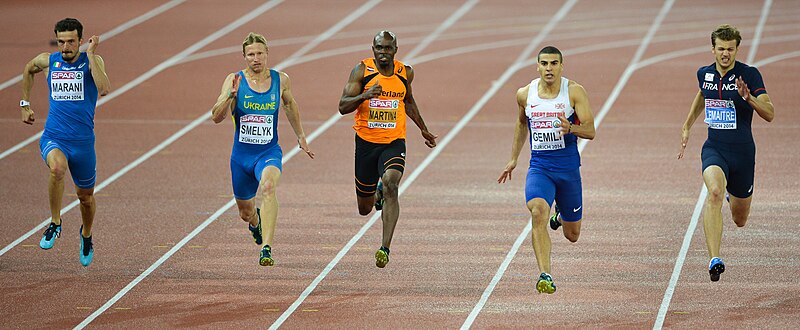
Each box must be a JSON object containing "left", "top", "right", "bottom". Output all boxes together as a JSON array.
[
  {"left": 258, "top": 166, "right": 281, "bottom": 246},
  {"left": 528, "top": 198, "right": 552, "bottom": 274},
  {"left": 729, "top": 194, "right": 752, "bottom": 228},
  {"left": 76, "top": 187, "right": 95, "bottom": 237},
  {"left": 380, "top": 168, "right": 402, "bottom": 249},
  {"left": 702, "top": 166, "right": 727, "bottom": 258},
  {"left": 45, "top": 149, "right": 68, "bottom": 226}
]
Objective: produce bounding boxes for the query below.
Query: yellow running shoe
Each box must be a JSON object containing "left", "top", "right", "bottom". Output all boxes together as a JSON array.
[
  {"left": 259, "top": 245, "right": 274, "bottom": 266},
  {"left": 536, "top": 272, "right": 556, "bottom": 294},
  {"left": 375, "top": 246, "right": 390, "bottom": 268}
]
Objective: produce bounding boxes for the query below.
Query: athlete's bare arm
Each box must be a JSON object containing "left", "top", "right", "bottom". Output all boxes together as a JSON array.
[
  {"left": 736, "top": 76, "right": 774, "bottom": 122},
  {"left": 403, "top": 65, "right": 437, "bottom": 148},
  {"left": 678, "top": 90, "right": 705, "bottom": 159},
  {"left": 20, "top": 52, "right": 50, "bottom": 125},
  {"left": 338, "top": 63, "right": 381, "bottom": 115},
  {"left": 498, "top": 85, "right": 531, "bottom": 184},
  {"left": 86, "top": 35, "right": 110, "bottom": 96},
  {"left": 280, "top": 71, "right": 314, "bottom": 159},
  {"left": 565, "top": 81, "right": 595, "bottom": 140},
  {"left": 210, "top": 73, "right": 240, "bottom": 123}
]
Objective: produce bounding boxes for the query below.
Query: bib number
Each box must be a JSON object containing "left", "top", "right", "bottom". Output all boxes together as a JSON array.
[
  {"left": 51, "top": 71, "right": 84, "bottom": 101},
  {"left": 239, "top": 114, "right": 273, "bottom": 144},
  {"left": 529, "top": 117, "right": 564, "bottom": 151},
  {"left": 367, "top": 98, "right": 398, "bottom": 129},
  {"left": 704, "top": 99, "right": 736, "bottom": 129}
]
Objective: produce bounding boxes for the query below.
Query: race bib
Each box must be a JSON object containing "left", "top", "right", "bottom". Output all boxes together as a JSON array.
[
  {"left": 367, "top": 98, "right": 398, "bottom": 129},
  {"left": 239, "top": 114, "right": 273, "bottom": 144},
  {"left": 50, "top": 71, "right": 84, "bottom": 101},
  {"left": 529, "top": 112, "right": 565, "bottom": 151},
  {"left": 704, "top": 99, "right": 736, "bottom": 129}
]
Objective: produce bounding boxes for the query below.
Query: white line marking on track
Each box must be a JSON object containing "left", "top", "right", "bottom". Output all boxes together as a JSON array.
[
  {"left": 653, "top": 0, "right": 771, "bottom": 328},
  {"left": 0, "top": 0, "right": 285, "bottom": 258},
  {"left": 73, "top": 1, "right": 379, "bottom": 328},
  {"left": 0, "top": 0, "right": 186, "bottom": 92},
  {"left": 403, "top": 0, "right": 480, "bottom": 63}
]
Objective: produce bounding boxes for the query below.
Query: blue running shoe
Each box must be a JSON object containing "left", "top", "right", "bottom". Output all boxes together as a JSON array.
[
  {"left": 549, "top": 204, "right": 562, "bottom": 231},
  {"left": 375, "top": 181, "right": 384, "bottom": 211},
  {"left": 259, "top": 245, "right": 274, "bottom": 266},
  {"left": 248, "top": 208, "right": 263, "bottom": 245},
  {"left": 40, "top": 222, "right": 62, "bottom": 249},
  {"left": 536, "top": 272, "right": 556, "bottom": 294},
  {"left": 375, "top": 246, "right": 390, "bottom": 268},
  {"left": 709, "top": 257, "right": 725, "bottom": 282},
  {"left": 79, "top": 226, "right": 93, "bottom": 267}
]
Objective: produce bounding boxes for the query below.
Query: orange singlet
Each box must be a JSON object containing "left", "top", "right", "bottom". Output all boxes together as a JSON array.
[{"left": 353, "top": 58, "right": 408, "bottom": 144}]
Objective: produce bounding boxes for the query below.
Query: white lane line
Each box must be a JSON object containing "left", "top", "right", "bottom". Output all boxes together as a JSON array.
[
  {"left": 403, "top": 0, "right": 480, "bottom": 63},
  {"left": 268, "top": 1, "right": 487, "bottom": 328},
  {"left": 0, "top": 0, "right": 279, "bottom": 161},
  {"left": 0, "top": 0, "right": 186, "bottom": 92},
  {"left": 653, "top": 0, "right": 772, "bottom": 328},
  {"left": 463, "top": 0, "right": 674, "bottom": 328},
  {"left": 73, "top": 1, "right": 380, "bottom": 328},
  {"left": 747, "top": 0, "right": 773, "bottom": 63},
  {"left": 0, "top": 0, "right": 285, "bottom": 258},
  {"left": 754, "top": 49, "right": 800, "bottom": 67}
]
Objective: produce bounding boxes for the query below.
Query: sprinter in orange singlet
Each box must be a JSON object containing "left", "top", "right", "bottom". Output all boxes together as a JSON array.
[{"left": 338, "top": 31, "right": 437, "bottom": 268}]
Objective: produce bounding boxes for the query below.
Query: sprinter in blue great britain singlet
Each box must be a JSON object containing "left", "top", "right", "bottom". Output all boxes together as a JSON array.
[
  {"left": 498, "top": 46, "right": 596, "bottom": 294},
  {"left": 211, "top": 33, "right": 314, "bottom": 267},
  {"left": 20, "top": 18, "right": 110, "bottom": 267},
  {"left": 678, "top": 25, "right": 775, "bottom": 282}
]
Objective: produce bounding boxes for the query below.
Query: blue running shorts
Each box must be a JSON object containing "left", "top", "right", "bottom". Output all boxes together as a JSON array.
[
  {"left": 39, "top": 136, "right": 96, "bottom": 189},
  {"left": 230, "top": 144, "right": 283, "bottom": 200},
  {"left": 525, "top": 167, "right": 583, "bottom": 222}
]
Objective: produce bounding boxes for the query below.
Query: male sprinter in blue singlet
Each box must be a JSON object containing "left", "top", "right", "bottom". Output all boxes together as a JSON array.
[
  {"left": 498, "top": 46, "right": 595, "bottom": 294},
  {"left": 211, "top": 33, "right": 314, "bottom": 266},
  {"left": 678, "top": 24, "right": 775, "bottom": 282},
  {"left": 21, "top": 18, "right": 110, "bottom": 267}
]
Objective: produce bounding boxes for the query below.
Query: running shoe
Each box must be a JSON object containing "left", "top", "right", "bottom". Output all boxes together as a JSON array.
[
  {"left": 79, "top": 226, "right": 93, "bottom": 267},
  {"left": 536, "top": 272, "right": 557, "bottom": 294},
  {"left": 248, "top": 208, "right": 263, "bottom": 245},
  {"left": 709, "top": 257, "right": 725, "bottom": 282},
  {"left": 375, "top": 181, "right": 384, "bottom": 211},
  {"left": 549, "top": 204, "right": 562, "bottom": 231},
  {"left": 375, "top": 246, "right": 390, "bottom": 268},
  {"left": 259, "top": 245, "right": 274, "bottom": 266},
  {"left": 40, "top": 222, "right": 62, "bottom": 250}
]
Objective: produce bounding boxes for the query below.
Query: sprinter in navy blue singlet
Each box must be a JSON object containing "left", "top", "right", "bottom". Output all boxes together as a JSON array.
[
  {"left": 20, "top": 18, "right": 110, "bottom": 267},
  {"left": 678, "top": 25, "right": 775, "bottom": 282},
  {"left": 211, "top": 33, "right": 314, "bottom": 267},
  {"left": 499, "top": 46, "right": 596, "bottom": 294}
]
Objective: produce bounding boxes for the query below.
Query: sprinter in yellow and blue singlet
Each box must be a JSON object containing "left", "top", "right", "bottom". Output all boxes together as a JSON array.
[{"left": 211, "top": 33, "right": 314, "bottom": 267}]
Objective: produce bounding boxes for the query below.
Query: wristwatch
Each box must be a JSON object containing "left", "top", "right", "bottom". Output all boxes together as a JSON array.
[{"left": 20, "top": 100, "right": 30, "bottom": 107}]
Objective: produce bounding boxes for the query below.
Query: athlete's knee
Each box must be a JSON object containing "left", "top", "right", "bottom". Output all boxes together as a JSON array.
[
  {"left": 529, "top": 206, "right": 549, "bottom": 226},
  {"left": 49, "top": 162, "right": 67, "bottom": 181},
  {"left": 733, "top": 216, "right": 748, "bottom": 227},
  {"left": 706, "top": 185, "right": 725, "bottom": 205},
  {"left": 357, "top": 199, "right": 373, "bottom": 216},
  {"left": 563, "top": 228, "right": 580, "bottom": 242},
  {"left": 239, "top": 207, "right": 255, "bottom": 222},
  {"left": 382, "top": 179, "right": 399, "bottom": 199},
  {"left": 76, "top": 189, "right": 95, "bottom": 207},
  {"left": 259, "top": 178, "right": 277, "bottom": 199}
]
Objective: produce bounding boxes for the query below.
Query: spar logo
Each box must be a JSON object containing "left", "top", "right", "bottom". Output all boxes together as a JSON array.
[
  {"left": 369, "top": 99, "right": 399, "bottom": 109},
  {"left": 51, "top": 71, "right": 83, "bottom": 80},
  {"left": 705, "top": 99, "right": 731, "bottom": 108},
  {"left": 531, "top": 120, "right": 555, "bottom": 129},
  {"left": 241, "top": 114, "right": 270, "bottom": 124}
]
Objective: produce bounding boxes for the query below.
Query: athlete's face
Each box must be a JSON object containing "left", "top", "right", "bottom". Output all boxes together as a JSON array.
[
  {"left": 56, "top": 30, "right": 81, "bottom": 63},
  {"left": 537, "top": 53, "right": 563, "bottom": 84},
  {"left": 712, "top": 38, "right": 738, "bottom": 70},
  {"left": 244, "top": 43, "right": 268, "bottom": 73},
  {"left": 372, "top": 37, "right": 397, "bottom": 68}
]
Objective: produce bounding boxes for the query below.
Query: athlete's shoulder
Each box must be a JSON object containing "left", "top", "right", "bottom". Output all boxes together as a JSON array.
[{"left": 697, "top": 62, "right": 715, "bottom": 73}]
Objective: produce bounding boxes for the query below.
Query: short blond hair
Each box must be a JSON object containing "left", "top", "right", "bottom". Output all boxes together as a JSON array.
[
  {"left": 242, "top": 32, "right": 268, "bottom": 54},
  {"left": 711, "top": 24, "right": 741, "bottom": 47}
]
